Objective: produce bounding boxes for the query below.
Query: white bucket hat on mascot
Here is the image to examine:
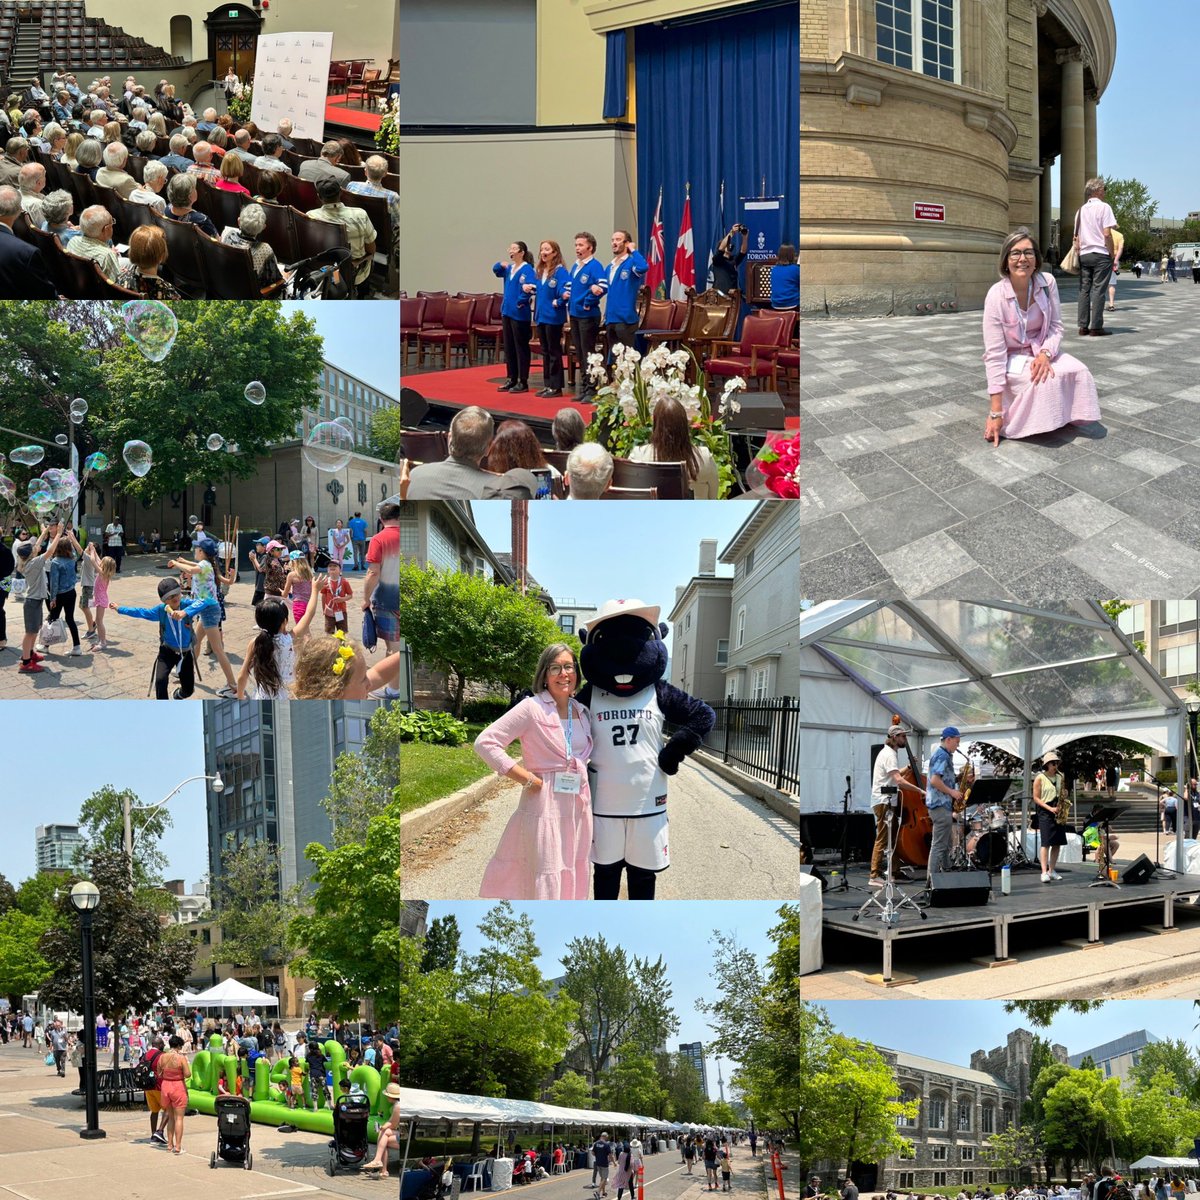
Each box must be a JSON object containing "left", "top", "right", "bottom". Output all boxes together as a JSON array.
[{"left": 585, "top": 598, "right": 661, "bottom": 634}]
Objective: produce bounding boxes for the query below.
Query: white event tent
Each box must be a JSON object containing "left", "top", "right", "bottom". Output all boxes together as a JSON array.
[
  {"left": 186, "top": 979, "right": 280, "bottom": 1009},
  {"left": 800, "top": 599, "right": 1190, "bottom": 872}
]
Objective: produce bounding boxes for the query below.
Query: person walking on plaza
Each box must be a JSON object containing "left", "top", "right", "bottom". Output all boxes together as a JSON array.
[
  {"left": 21, "top": 1011, "right": 32, "bottom": 1048},
  {"left": 348, "top": 510, "right": 368, "bottom": 571},
  {"left": 1168, "top": 254, "right": 1177, "bottom": 282},
  {"left": 1072, "top": 177, "right": 1117, "bottom": 336},
  {"left": 47, "top": 1018, "right": 67, "bottom": 1076},
  {"left": 156, "top": 1034, "right": 191, "bottom": 1154}
]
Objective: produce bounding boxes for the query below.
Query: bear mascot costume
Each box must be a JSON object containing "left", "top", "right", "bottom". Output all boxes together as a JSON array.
[{"left": 578, "top": 598, "right": 716, "bottom": 899}]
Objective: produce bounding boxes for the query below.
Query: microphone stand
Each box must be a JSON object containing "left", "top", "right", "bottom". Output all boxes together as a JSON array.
[
  {"left": 833, "top": 774, "right": 864, "bottom": 892},
  {"left": 1154, "top": 781, "right": 1181, "bottom": 876},
  {"left": 853, "top": 786, "right": 926, "bottom": 925}
]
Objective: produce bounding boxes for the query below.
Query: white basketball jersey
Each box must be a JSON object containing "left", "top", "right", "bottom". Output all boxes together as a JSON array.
[{"left": 586, "top": 684, "right": 668, "bottom": 818}]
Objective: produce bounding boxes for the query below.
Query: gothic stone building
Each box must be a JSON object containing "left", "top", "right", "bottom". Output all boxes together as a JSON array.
[{"left": 818, "top": 1029, "right": 1068, "bottom": 1192}]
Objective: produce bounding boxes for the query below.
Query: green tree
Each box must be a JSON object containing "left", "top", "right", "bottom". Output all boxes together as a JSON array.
[
  {"left": 369, "top": 402, "right": 402, "bottom": 462},
  {"left": 983, "top": 1125, "right": 1043, "bottom": 1182},
  {"left": 1128, "top": 1040, "right": 1200, "bottom": 1098},
  {"left": 38, "top": 850, "right": 196, "bottom": 1069},
  {"left": 704, "top": 1100, "right": 741, "bottom": 1128},
  {"left": 1003, "top": 1001, "right": 1106, "bottom": 1027},
  {"left": 420, "top": 915, "right": 461, "bottom": 974},
  {"left": 1103, "top": 178, "right": 1158, "bottom": 235},
  {"left": 559, "top": 937, "right": 679, "bottom": 1091},
  {"left": 1041, "top": 1069, "right": 1124, "bottom": 1177},
  {"left": 209, "top": 839, "right": 301, "bottom": 993},
  {"left": 76, "top": 786, "right": 173, "bottom": 887},
  {"left": 0, "top": 874, "right": 16, "bottom": 917},
  {"left": 0, "top": 909, "right": 55, "bottom": 998},
  {"left": 323, "top": 705, "right": 400, "bottom": 846},
  {"left": 658, "top": 1051, "right": 708, "bottom": 1123},
  {"left": 1117, "top": 1069, "right": 1200, "bottom": 1161},
  {"left": 399, "top": 561, "right": 576, "bottom": 715},
  {"left": 547, "top": 1070, "right": 594, "bottom": 1109},
  {"left": 290, "top": 800, "right": 401, "bottom": 1022},
  {"left": 599, "top": 1045, "right": 669, "bottom": 1116}
]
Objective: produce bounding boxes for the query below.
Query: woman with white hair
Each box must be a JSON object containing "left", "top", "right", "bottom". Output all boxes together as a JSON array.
[
  {"left": 219, "top": 202, "right": 284, "bottom": 288},
  {"left": 39, "top": 188, "right": 79, "bottom": 243},
  {"left": 129, "top": 159, "right": 168, "bottom": 214},
  {"left": 73, "top": 136, "right": 101, "bottom": 179}
]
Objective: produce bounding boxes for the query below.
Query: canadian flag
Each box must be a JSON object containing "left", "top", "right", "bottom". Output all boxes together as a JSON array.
[
  {"left": 646, "top": 188, "right": 666, "bottom": 298},
  {"left": 670, "top": 192, "right": 695, "bottom": 301}
]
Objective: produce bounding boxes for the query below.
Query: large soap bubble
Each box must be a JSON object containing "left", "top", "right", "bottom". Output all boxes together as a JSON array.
[
  {"left": 188, "top": 514, "right": 199, "bottom": 525},
  {"left": 40, "top": 469, "right": 78, "bottom": 503},
  {"left": 226, "top": 441, "right": 239, "bottom": 454},
  {"left": 70, "top": 411, "right": 85, "bottom": 425},
  {"left": 122, "top": 439, "right": 153, "bottom": 477},
  {"left": 83, "top": 451, "right": 110, "bottom": 472},
  {"left": 69, "top": 397, "right": 88, "bottom": 416},
  {"left": 0, "top": 473, "right": 14, "bottom": 504},
  {"left": 28, "top": 490, "right": 56, "bottom": 514},
  {"left": 303, "top": 421, "right": 354, "bottom": 473},
  {"left": 54, "top": 433, "right": 68, "bottom": 446},
  {"left": 10, "top": 445, "right": 44, "bottom": 467},
  {"left": 244, "top": 381, "right": 266, "bottom": 405},
  {"left": 334, "top": 416, "right": 355, "bottom": 434},
  {"left": 120, "top": 300, "right": 178, "bottom": 362},
  {"left": 206, "top": 433, "right": 225, "bottom": 451}
]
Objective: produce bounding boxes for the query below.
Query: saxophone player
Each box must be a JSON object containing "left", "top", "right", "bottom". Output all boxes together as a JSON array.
[
  {"left": 926, "top": 726, "right": 964, "bottom": 886},
  {"left": 1034, "top": 750, "right": 1068, "bottom": 882}
]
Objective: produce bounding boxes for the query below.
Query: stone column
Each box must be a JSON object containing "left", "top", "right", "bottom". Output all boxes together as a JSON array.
[
  {"left": 1040, "top": 157, "right": 1054, "bottom": 252},
  {"left": 1057, "top": 47, "right": 1085, "bottom": 237},
  {"left": 1085, "top": 88, "right": 1099, "bottom": 181}
]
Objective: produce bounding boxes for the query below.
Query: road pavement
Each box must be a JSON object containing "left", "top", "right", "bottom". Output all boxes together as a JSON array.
[
  {"left": 400, "top": 759, "right": 800, "bottom": 901},
  {"left": 0, "top": 552, "right": 377, "bottom": 700}
]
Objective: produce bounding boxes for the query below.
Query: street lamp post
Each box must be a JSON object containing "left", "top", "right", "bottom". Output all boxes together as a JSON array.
[
  {"left": 121, "top": 773, "right": 224, "bottom": 892},
  {"left": 69, "top": 880, "right": 105, "bottom": 1141}
]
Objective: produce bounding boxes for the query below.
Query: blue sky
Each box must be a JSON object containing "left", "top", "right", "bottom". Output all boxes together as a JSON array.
[
  {"left": 815, "top": 1000, "right": 1200, "bottom": 1064},
  {"left": 0, "top": 701, "right": 211, "bottom": 889},
  {"left": 429, "top": 899, "right": 787, "bottom": 1087},
  {"left": 282, "top": 301, "right": 399, "bottom": 399},
  {"left": 469, "top": 502, "right": 750, "bottom": 655},
  {"left": 1057, "top": 0, "right": 1200, "bottom": 218}
]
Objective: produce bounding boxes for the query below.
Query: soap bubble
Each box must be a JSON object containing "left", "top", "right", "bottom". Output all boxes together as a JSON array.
[
  {"left": 120, "top": 300, "right": 177, "bottom": 362},
  {"left": 10, "top": 445, "right": 44, "bottom": 467},
  {"left": 244, "top": 381, "right": 266, "bottom": 405},
  {"left": 28, "top": 490, "right": 56, "bottom": 514},
  {"left": 122, "top": 439, "right": 153, "bottom": 477},
  {"left": 334, "top": 416, "right": 354, "bottom": 434},
  {"left": 303, "top": 421, "right": 354, "bottom": 473},
  {"left": 83, "top": 451, "right": 109, "bottom": 472},
  {"left": 40, "top": 469, "right": 78, "bottom": 503},
  {"left": 188, "top": 514, "right": 199, "bottom": 525},
  {"left": 70, "top": 411, "right": 85, "bottom": 425},
  {"left": 226, "top": 442, "right": 239, "bottom": 453},
  {"left": 69, "top": 397, "right": 88, "bottom": 416},
  {"left": 55, "top": 433, "right": 68, "bottom": 446},
  {"left": 206, "top": 433, "right": 225, "bottom": 451},
  {"left": 0, "top": 473, "right": 14, "bottom": 503}
]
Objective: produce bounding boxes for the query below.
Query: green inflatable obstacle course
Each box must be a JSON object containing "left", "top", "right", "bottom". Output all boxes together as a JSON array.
[{"left": 185, "top": 1037, "right": 394, "bottom": 1142}]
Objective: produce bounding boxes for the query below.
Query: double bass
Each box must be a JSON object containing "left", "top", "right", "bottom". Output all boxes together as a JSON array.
[{"left": 893, "top": 721, "right": 934, "bottom": 868}]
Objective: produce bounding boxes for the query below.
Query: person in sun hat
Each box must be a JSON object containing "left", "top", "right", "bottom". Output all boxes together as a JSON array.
[
  {"left": 362, "top": 1081, "right": 403, "bottom": 1176},
  {"left": 1033, "top": 750, "right": 1068, "bottom": 883}
]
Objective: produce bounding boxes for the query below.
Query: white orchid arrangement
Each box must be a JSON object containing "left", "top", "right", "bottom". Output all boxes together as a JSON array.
[
  {"left": 375, "top": 94, "right": 398, "bottom": 155},
  {"left": 585, "top": 343, "right": 745, "bottom": 497}
]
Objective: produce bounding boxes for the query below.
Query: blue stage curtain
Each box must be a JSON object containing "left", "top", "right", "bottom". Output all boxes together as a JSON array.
[
  {"left": 634, "top": 1, "right": 799, "bottom": 274},
  {"left": 603, "top": 30, "right": 628, "bottom": 119}
]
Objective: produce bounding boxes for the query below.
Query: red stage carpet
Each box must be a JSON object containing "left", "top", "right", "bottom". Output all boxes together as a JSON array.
[
  {"left": 408, "top": 364, "right": 594, "bottom": 423},
  {"left": 325, "top": 94, "right": 382, "bottom": 133}
]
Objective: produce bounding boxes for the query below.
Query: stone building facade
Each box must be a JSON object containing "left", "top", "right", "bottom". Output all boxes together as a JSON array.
[
  {"left": 800, "top": 0, "right": 1117, "bottom": 314},
  {"left": 812, "top": 1028, "right": 1067, "bottom": 1192}
]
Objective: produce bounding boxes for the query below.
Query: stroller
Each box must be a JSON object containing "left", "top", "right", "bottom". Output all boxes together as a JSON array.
[
  {"left": 327, "top": 1096, "right": 372, "bottom": 1175},
  {"left": 288, "top": 247, "right": 355, "bottom": 300},
  {"left": 210, "top": 1094, "right": 253, "bottom": 1170}
]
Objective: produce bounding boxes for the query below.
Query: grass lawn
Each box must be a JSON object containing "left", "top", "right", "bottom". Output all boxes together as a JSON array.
[{"left": 400, "top": 735, "right": 497, "bottom": 815}]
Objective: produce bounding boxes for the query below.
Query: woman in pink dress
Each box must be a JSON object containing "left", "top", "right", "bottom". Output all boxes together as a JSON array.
[
  {"left": 981, "top": 227, "right": 1100, "bottom": 446},
  {"left": 474, "top": 643, "right": 593, "bottom": 900}
]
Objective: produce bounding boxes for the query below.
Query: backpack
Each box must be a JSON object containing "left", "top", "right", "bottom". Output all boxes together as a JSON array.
[{"left": 133, "top": 1049, "right": 159, "bottom": 1090}]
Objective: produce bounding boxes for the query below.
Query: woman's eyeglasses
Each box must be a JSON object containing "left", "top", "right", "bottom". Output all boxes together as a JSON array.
[
  {"left": 1008, "top": 249, "right": 1037, "bottom": 259},
  {"left": 547, "top": 664, "right": 577, "bottom": 676}
]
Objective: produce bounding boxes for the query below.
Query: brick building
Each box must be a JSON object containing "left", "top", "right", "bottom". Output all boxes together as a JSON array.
[{"left": 800, "top": 0, "right": 1117, "bottom": 314}]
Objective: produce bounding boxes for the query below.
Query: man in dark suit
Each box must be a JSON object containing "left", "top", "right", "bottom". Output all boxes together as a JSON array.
[
  {"left": 298, "top": 140, "right": 351, "bottom": 189},
  {"left": 404, "top": 406, "right": 537, "bottom": 500},
  {"left": 0, "top": 185, "right": 55, "bottom": 297}
]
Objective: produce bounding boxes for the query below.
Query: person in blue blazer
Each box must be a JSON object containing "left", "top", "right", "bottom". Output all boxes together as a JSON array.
[
  {"left": 532, "top": 238, "right": 571, "bottom": 398},
  {"left": 493, "top": 241, "right": 536, "bottom": 393},
  {"left": 604, "top": 230, "right": 649, "bottom": 361},
  {"left": 769, "top": 243, "right": 799, "bottom": 310},
  {"left": 563, "top": 231, "right": 608, "bottom": 402}
]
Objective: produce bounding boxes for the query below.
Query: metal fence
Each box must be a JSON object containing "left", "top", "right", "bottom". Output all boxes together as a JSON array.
[{"left": 700, "top": 697, "right": 798, "bottom": 792}]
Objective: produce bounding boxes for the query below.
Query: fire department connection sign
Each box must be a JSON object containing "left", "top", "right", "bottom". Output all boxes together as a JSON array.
[{"left": 914, "top": 202, "right": 946, "bottom": 222}]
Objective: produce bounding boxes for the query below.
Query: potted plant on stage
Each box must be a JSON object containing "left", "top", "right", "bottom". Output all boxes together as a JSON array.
[
  {"left": 584, "top": 343, "right": 743, "bottom": 498},
  {"left": 228, "top": 84, "right": 252, "bottom": 126},
  {"left": 375, "top": 94, "right": 398, "bottom": 156}
]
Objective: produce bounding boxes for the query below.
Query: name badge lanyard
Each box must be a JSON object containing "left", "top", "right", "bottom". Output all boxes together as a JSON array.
[
  {"left": 1013, "top": 279, "right": 1034, "bottom": 348},
  {"left": 563, "top": 703, "right": 574, "bottom": 770}
]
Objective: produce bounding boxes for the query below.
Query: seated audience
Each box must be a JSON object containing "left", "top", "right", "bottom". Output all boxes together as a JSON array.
[
  {"left": 116, "top": 224, "right": 181, "bottom": 298},
  {"left": 299, "top": 140, "right": 350, "bottom": 187},
  {"left": 277, "top": 118, "right": 295, "bottom": 150},
  {"left": 159, "top": 133, "right": 192, "bottom": 173},
  {"left": 552, "top": 408, "right": 586, "bottom": 452},
  {"left": 85, "top": 109, "right": 108, "bottom": 138},
  {"left": 40, "top": 188, "right": 79, "bottom": 243},
  {"left": 487, "top": 419, "right": 560, "bottom": 495},
  {"left": 207, "top": 125, "right": 229, "bottom": 159},
  {"left": 254, "top": 132, "right": 292, "bottom": 175},
  {"left": 166, "top": 173, "right": 218, "bottom": 238},
  {"left": 404, "top": 407, "right": 538, "bottom": 500},
  {"left": 73, "top": 137, "right": 102, "bottom": 179},
  {"left": 96, "top": 142, "right": 138, "bottom": 199},
  {"left": 0, "top": 136, "right": 29, "bottom": 187},
  {"left": 628, "top": 396, "right": 720, "bottom": 499},
  {"left": 306, "top": 175, "right": 375, "bottom": 289},
  {"left": 18, "top": 162, "right": 46, "bottom": 228},
  {"left": 335, "top": 136, "right": 362, "bottom": 168},
  {"left": 42, "top": 122, "right": 67, "bottom": 160},
  {"left": 220, "top": 204, "right": 284, "bottom": 289},
  {"left": 134, "top": 128, "right": 158, "bottom": 158},
  {"left": 128, "top": 105, "right": 150, "bottom": 132},
  {"left": 147, "top": 111, "right": 168, "bottom": 138},
  {"left": 252, "top": 171, "right": 285, "bottom": 206},
  {"left": 63, "top": 130, "right": 83, "bottom": 168},
  {"left": 213, "top": 151, "right": 251, "bottom": 196},
  {"left": 195, "top": 107, "right": 218, "bottom": 135},
  {"left": 230, "top": 129, "right": 258, "bottom": 164},
  {"left": 65, "top": 203, "right": 123, "bottom": 282},
  {"left": 346, "top": 155, "right": 398, "bottom": 237},
  {"left": 188, "top": 141, "right": 221, "bottom": 184},
  {"left": 0, "top": 184, "right": 55, "bottom": 297},
  {"left": 102, "top": 120, "right": 123, "bottom": 146},
  {"left": 565, "top": 443, "right": 614, "bottom": 499},
  {"left": 129, "top": 160, "right": 169, "bottom": 214},
  {"left": 52, "top": 90, "right": 73, "bottom": 124}
]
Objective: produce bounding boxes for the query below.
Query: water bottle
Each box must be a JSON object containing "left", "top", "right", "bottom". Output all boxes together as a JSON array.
[{"left": 1001, "top": 864, "right": 1011, "bottom": 895}]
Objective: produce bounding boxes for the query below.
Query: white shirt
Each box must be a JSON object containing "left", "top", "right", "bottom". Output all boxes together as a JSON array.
[
  {"left": 871, "top": 743, "right": 901, "bottom": 804},
  {"left": 586, "top": 684, "right": 667, "bottom": 817}
]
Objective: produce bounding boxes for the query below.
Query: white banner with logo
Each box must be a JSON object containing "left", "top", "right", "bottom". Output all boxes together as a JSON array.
[{"left": 251, "top": 31, "right": 334, "bottom": 144}]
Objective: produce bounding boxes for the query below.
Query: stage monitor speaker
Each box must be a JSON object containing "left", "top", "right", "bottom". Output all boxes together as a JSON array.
[
  {"left": 728, "top": 391, "right": 785, "bottom": 431},
  {"left": 929, "top": 872, "right": 991, "bottom": 907},
  {"left": 801, "top": 864, "right": 828, "bottom": 892},
  {"left": 1122, "top": 854, "right": 1156, "bottom": 885}
]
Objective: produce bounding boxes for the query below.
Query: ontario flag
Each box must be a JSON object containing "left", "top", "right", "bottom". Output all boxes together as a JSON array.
[
  {"left": 670, "top": 190, "right": 695, "bottom": 301},
  {"left": 647, "top": 186, "right": 666, "bottom": 298}
]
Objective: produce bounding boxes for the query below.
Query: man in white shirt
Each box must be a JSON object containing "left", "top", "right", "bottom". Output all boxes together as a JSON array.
[
  {"left": 1073, "top": 176, "right": 1117, "bottom": 337},
  {"left": 129, "top": 160, "right": 168, "bottom": 214},
  {"left": 868, "top": 722, "right": 925, "bottom": 886}
]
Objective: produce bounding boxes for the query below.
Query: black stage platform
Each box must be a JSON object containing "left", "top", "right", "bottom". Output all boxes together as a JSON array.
[{"left": 820, "top": 862, "right": 1200, "bottom": 982}]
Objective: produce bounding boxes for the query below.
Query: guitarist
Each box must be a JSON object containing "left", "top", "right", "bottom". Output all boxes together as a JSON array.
[
  {"left": 868, "top": 723, "right": 926, "bottom": 887},
  {"left": 1033, "top": 750, "right": 1068, "bottom": 883}
]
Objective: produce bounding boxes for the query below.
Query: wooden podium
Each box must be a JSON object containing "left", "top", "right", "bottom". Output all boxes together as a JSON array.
[{"left": 746, "top": 258, "right": 779, "bottom": 307}]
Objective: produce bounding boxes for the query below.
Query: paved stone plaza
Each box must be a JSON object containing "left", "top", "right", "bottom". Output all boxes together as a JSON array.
[{"left": 800, "top": 274, "right": 1200, "bottom": 600}]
